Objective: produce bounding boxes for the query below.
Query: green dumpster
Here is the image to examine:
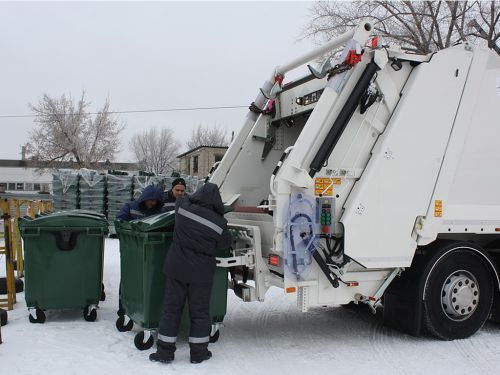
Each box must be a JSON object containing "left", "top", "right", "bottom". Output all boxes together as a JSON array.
[
  {"left": 19, "top": 210, "right": 109, "bottom": 323},
  {"left": 115, "top": 210, "right": 230, "bottom": 351}
]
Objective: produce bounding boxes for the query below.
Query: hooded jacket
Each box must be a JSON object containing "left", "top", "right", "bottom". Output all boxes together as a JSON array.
[
  {"left": 164, "top": 183, "right": 231, "bottom": 284},
  {"left": 116, "top": 185, "right": 165, "bottom": 221}
]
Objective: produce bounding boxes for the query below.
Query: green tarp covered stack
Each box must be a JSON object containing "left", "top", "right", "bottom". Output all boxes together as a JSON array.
[
  {"left": 107, "top": 173, "right": 133, "bottom": 221},
  {"left": 50, "top": 169, "right": 205, "bottom": 226},
  {"left": 52, "top": 170, "right": 79, "bottom": 211},
  {"left": 78, "top": 169, "right": 106, "bottom": 214},
  {"left": 133, "top": 175, "right": 165, "bottom": 200}
]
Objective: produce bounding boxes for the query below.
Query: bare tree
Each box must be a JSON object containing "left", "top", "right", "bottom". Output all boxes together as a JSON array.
[
  {"left": 186, "top": 123, "right": 228, "bottom": 150},
  {"left": 131, "top": 126, "right": 181, "bottom": 174},
  {"left": 469, "top": 1, "right": 500, "bottom": 53},
  {"left": 303, "top": 1, "right": 499, "bottom": 55},
  {"left": 27, "top": 92, "right": 124, "bottom": 169}
]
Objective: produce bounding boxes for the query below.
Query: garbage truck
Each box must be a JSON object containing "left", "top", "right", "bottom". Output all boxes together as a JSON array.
[{"left": 210, "top": 19, "right": 500, "bottom": 340}]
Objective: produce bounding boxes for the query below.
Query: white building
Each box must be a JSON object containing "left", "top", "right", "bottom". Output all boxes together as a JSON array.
[
  {"left": 0, "top": 160, "right": 52, "bottom": 193},
  {"left": 0, "top": 159, "right": 139, "bottom": 194}
]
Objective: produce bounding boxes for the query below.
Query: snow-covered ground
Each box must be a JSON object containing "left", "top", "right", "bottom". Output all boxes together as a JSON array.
[{"left": 2, "top": 238, "right": 500, "bottom": 375}]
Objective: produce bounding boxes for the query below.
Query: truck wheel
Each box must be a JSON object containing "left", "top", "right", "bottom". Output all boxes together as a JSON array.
[
  {"left": 134, "top": 331, "right": 154, "bottom": 350},
  {"left": 423, "top": 248, "right": 494, "bottom": 340},
  {"left": 115, "top": 315, "right": 133, "bottom": 332}
]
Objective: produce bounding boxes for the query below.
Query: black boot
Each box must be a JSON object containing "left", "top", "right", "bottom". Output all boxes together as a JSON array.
[
  {"left": 190, "top": 343, "right": 212, "bottom": 364},
  {"left": 149, "top": 340, "right": 176, "bottom": 363}
]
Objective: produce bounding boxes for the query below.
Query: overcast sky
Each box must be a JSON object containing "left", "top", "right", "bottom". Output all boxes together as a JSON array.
[{"left": 0, "top": 1, "right": 316, "bottom": 162}]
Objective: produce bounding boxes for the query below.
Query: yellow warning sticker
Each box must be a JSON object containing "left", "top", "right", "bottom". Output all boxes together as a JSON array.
[
  {"left": 434, "top": 200, "right": 443, "bottom": 217},
  {"left": 314, "top": 178, "right": 338, "bottom": 196}
]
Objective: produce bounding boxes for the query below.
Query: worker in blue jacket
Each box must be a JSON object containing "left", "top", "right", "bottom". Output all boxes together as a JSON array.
[
  {"left": 116, "top": 185, "right": 165, "bottom": 221},
  {"left": 115, "top": 184, "right": 166, "bottom": 316},
  {"left": 149, "top": 182, "right": 231, "bottom": 364}
]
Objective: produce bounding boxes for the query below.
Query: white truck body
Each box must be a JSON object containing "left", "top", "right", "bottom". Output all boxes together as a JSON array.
[{"left": 212, "top": 20, "right": 500, "bottom": 339}]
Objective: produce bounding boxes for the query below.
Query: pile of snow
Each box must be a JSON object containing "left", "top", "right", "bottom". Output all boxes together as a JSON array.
[{"left": 1, "top": 239, "right": 500, "bottom": 374}]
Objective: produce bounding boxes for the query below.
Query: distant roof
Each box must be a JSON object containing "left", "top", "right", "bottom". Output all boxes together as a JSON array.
[
  {"left": 177, "top": 145, "right": 228, "bottom": 158},
  {"left": 0, "top": 159, "right": 138, "bottom": 171}
]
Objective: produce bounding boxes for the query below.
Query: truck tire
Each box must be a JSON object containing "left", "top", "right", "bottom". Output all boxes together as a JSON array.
[{"left": 423, "top": 247, "right": 494, "bottom": 340}]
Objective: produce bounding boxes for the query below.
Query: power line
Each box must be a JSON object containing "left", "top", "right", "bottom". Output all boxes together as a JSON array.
[{"left": 0, "top": 105, "right": 249, "bottom": 119}]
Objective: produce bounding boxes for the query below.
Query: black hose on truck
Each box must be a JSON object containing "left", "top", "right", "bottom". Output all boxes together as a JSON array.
[{"left": 309, "top": 61, "right": 380, "bottom": 177}]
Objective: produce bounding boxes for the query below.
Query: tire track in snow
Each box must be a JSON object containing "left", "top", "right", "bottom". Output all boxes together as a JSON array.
[
  {"left": 340, "top": 304, "right": 403, "bottom": 372},
  {"left": 452, "top": 329, "right": 499, "bottom": 375},
  {"left": 350, "top": 304, "right": 428, "bottom": 375},
  {"left": 368, "top": 317, "right": 412, "bottom": 375}
]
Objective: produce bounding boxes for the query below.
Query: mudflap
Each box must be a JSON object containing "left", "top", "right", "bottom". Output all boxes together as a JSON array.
[
  {"left": 383, "top": 251, "right": 429, "bottom": 336},
  {"left": 489, "top": 292, "right": 500, "bottom": 323}
]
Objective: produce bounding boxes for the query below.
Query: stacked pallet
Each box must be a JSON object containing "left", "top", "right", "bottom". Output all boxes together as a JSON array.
[
  {"left": 52, "top": 170, "right": 79, "bottom": 211},
  {"left": 107, "top": 173, "right": 133, "bottom": 221},
  {"left": 79, "top": 169, "right": 106, "bottom": 214}
]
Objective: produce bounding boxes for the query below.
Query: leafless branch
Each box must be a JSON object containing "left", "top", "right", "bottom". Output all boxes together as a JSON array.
[
  {"left": 27, "top": 91, "right": 124, "bottom": 169},
  {"left": 302, "top": 1, "right": 500, "bottom": 56},
  {"left": 130, "top": 126, "right": 181, "bottom": 174},
  {"left": 186, "top": 123, "right": 229, "bottom": 150}
]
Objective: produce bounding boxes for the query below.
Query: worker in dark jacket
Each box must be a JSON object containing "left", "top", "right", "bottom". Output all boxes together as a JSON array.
[
  {"left": 115, "top": 184, "right": 165, "bottom": 317},
  {"left": 116, "top": 185, "right": 165, "bottom": 221},
  {"left": 163, "top": 178, "right": 187, "bottom": 212},
  {"left": 149, "top": 182, "right": 231, "bottom": 364}
]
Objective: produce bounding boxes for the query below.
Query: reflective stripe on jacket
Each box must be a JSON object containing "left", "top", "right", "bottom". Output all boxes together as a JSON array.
[{"left": 164, "top": 183, "right": 231, "bottom": 284}]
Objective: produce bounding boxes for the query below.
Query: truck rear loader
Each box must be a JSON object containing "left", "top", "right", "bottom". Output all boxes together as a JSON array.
[{"left": 211, "top": 19, "right": 500, "bottom": 340}]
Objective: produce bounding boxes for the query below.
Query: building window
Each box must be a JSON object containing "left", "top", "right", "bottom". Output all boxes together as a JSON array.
[
  {"left": 8, "top": 183, "right": 15, "bottom": 190},
  {"left": 185, "top": 157, "right": 190, "bottom": 174},
  {"left": 214, "top": 154, "right": 224, "bottom": 162},
  {"left": 16, "top": 183, "right": 24, "bottom": 191},
  {"left": 25, "top": 183, "right": 34, "bottom": 191},
  {"left": 193, "top": 155, "right": 199, "bottom": 174},
  {"left": 34, "top": 183, "right": 41, "bottom": 191}
]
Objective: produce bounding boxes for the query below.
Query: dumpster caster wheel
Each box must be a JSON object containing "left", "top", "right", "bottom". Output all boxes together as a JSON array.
[
  {"left": 209, "top": 329, "right": 220, "bottom": 343},
  {"left": 116, "top": 315, "right": 133, "bottom": 332},
  {"left": 1, "top": 308, "right": 8, "bottom": 326},
  {"left": 100, "top": 283, "right": 106, "bottom": 302},
  {"left": 83, "top": 306, "right": 97, "bottom": 322},
  {"left": 134, "top": 331, "right": 154, "bottom": 351},
  {"left": 117, "top": 298, "right": 125, "bottom": 317},
  {"left": 28, "top": 309, "right": 46, "bottom": 324}
]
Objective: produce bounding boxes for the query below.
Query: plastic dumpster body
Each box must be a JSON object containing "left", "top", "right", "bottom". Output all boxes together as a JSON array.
[
  {"left": 19, "top": 210, "right": 108, "bottom": 323},
  {"left": 115, "top": 210, "right": 229, "bottom": 350}
]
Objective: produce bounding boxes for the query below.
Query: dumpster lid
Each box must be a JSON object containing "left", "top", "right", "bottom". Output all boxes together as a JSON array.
[
  {"left": 130, "top": 211, "right": 176, "bottom": 232},
  {"left": 116, "top": 204, "right": 232, "bottom": 232},
  {"left": 20, "top": 209, "right": 109, "bottom": 229},
  {"left": 50, "top": 209, "right": 107, "bottom": 219}
]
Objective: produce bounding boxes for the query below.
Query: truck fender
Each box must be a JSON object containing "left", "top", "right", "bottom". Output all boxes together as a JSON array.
[{"left": 422, "top": 242, "right": 500, "bottom": 299}]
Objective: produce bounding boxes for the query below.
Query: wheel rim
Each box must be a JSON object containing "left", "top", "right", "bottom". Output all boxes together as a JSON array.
[{"left": 441, "top": 270, "right": 479, "bottom": 321}]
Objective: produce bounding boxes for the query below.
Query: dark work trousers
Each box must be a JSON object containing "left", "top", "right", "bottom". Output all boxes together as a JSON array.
[{"left": 157, "top": 277, "right": 213, "bottom": 344}]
